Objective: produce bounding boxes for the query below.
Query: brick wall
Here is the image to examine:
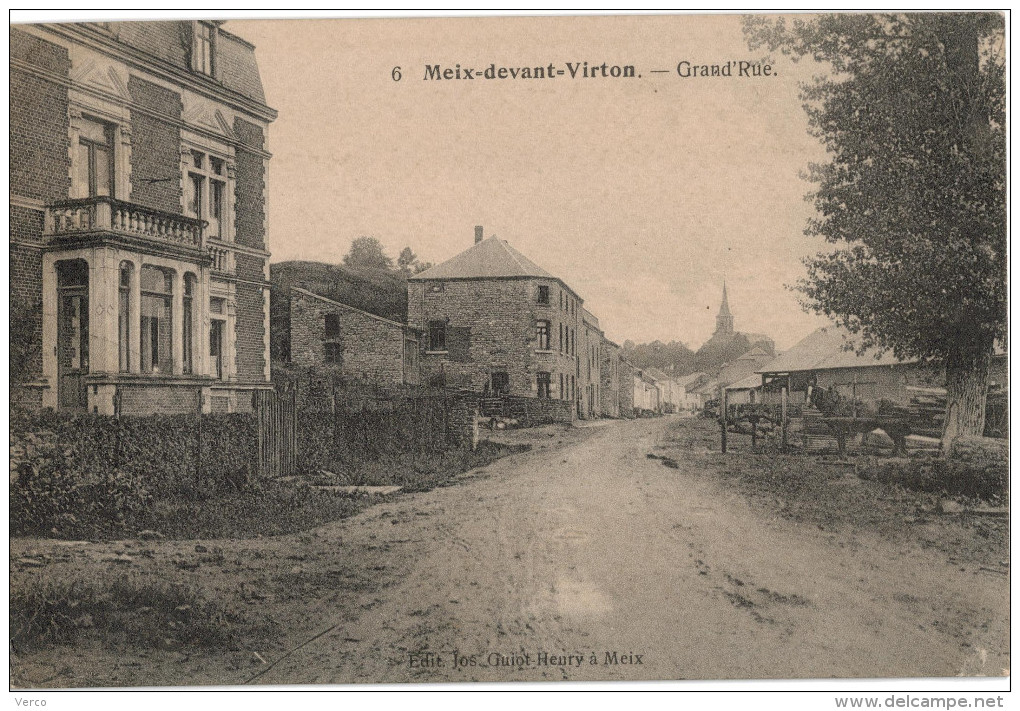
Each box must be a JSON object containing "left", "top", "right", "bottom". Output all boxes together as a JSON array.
[
  {"left": 11, "top": 29, "right": 68, "bottom": 385},
  {"left": 118, "top": 384, "right": 201, "bottom": 415},
  {"left": 128, "top": 76, "right": 183, "bottom": 212},
  {"left": 11, "top": 29, "right": 70, "bottom": 202},
  {"left": 408, "top": 277, "right": 581, "bottom": 401},
  {"left": 235, "top": 253, "right": 268, "bottom": 382},
  {"left": 233, "top": 118, "right": 265, "bottom": 251},
  {"left": 289, "top": 289, "right": 406, "bottom": 384}
]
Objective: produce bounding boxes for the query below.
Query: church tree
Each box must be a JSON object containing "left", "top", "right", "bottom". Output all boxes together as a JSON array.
[{"left": 744, "top": 13, "right": 1006, "bottom": 441}]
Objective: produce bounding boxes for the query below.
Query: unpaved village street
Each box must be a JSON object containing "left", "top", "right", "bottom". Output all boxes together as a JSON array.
[{"left": 11, "top": 416, "right": 1008, "bottom": 686}]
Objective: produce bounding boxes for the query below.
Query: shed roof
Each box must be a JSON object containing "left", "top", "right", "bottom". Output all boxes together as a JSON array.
[
  {"left": 758, "top": 326, "right": 916, "bottom": 375},
  {"left": 725, "top": 373, "right": 763, "bottom": 391}
]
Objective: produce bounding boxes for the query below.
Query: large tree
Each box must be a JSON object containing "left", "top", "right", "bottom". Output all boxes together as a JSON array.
[
  {"left": 744, "top": 13, "right": 1006, "bottom": 441},
  {"left": 342, "top": 236, "right": 393, "bottom": 271}
]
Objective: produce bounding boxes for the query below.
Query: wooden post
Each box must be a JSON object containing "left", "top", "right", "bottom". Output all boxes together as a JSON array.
[
  {"left": 781, "top": 386, "right": 788, "bottom": 452},
  {"left": 720, "top": 387, "right": 728, "bottom": 453}
]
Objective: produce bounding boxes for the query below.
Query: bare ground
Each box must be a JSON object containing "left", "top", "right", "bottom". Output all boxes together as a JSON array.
[{"left": 10, "top": 417, "right": 1009, "bottom": 687}]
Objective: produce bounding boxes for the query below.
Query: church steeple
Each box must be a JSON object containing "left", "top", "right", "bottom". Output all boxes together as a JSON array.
[{"left": 715, "top": 281, "right": 734, "bottom": 336}]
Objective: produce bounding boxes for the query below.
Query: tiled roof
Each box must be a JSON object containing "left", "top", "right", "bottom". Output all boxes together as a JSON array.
[
  {"left": 758, "top": 326, "right": 916, "bottom": 374},
  {"left": 409, "top": 236, "right": 556, "bottom": 282}
]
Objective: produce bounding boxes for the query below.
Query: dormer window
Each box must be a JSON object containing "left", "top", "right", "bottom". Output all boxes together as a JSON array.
[{"left": 192, "top": 22, "right": 217, "bottom": 77}]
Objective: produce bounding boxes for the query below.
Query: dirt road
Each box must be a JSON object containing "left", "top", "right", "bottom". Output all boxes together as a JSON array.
[
  {"left": 247, "top": 416, "right": 1007, "bottom": 684},
  {"left": 12, "top": 416, "right": 1008, "bottom": 686}
]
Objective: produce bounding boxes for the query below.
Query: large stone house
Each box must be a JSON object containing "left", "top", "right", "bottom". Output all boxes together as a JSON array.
[
  {"left": 407, "top": 226, "right": 591, "bottom": 409},
  {"left": 11, "top": 21, "right": 276, "bottom": 414}
]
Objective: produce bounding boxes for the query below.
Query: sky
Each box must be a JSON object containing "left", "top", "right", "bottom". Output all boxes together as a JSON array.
[{"left": 223, "top": 13, "right": 833, "bottom": 350}]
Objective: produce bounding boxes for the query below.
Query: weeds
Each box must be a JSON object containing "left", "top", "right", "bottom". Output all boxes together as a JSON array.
[{"left": 10, "top": 574, "right": 278, "bottom": 653}]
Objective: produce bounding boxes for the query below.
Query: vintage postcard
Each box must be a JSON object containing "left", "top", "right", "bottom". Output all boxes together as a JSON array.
[{"left": 8, "top": 11, "right": 1008, "bottom": 695}]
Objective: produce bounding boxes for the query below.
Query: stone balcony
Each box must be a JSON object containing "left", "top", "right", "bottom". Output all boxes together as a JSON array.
[{"left": 44, "top": 196, "right": 206, "bottom": 254}]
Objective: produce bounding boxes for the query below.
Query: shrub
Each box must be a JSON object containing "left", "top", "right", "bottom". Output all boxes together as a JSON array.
[
  {"left": 10, "top": 431, "right": 151, "bottom": 538},
  {"left": 862, "top": 457, "right": 1008, "bottom": 504}
]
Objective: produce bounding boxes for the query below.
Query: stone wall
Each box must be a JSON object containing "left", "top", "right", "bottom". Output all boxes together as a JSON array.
[
  {"left": 288, "top": 289, "right": 408, "bottom": 384},
  {"left": 408, "top": 277, "right": 582, "bottom": 402}
]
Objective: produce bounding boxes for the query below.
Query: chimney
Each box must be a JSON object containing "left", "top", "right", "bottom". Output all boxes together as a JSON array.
[{"left": 474, "top": 225, "right": 483, "bottom": 244}]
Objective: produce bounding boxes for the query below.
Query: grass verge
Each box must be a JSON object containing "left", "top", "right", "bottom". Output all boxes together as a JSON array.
[{"left": 10, "top": 573, "right": 279, "bottom": 653}]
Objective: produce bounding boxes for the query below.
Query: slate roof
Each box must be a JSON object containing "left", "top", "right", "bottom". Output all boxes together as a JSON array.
[
  {"left": 738, "top": 345, "right": 773, "bottom": 361},
  {"left": 108, "top": 21, "right": 269, "bottom": 108},
  {"left": 409, "top": 235, "right": 555, "bottom": 281},
  {"left": 758, "top": 326, "right": 916, "bottom": 375}
]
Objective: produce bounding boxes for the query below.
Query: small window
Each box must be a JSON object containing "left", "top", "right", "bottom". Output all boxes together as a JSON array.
[
  {"left": 491, "top": 371, "right": 510, "bottom": 395},
  {"left": 428, "top": 282, "right": 445, "bottom": 293},
  {"left": 325, "top": 313, "right": 340, "bottom": 339},
  {"left": 428, "top": 320, "right": 447, "bottom": 351},
  {"left": 536, "top": 320, "right": 550, "bottom": 350},
  {"left": 325, "top": 343, "right": 342, "bottom": 364},
  {"left": 537, "top": 285, "right": 550, "bottom": 305},
  {"left": 559, "top": 373, "right": 565, "bottom": 400},
  {"left": 537, "top": 372, "right": 551, "bottom": 399}
]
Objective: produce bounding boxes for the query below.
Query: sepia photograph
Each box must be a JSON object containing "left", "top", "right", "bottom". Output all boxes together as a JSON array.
[{"left": 7, "top": 9, "right": 1009, "bottom": 699}]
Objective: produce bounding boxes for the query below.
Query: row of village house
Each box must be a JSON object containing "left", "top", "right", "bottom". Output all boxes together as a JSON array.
[
  {"left": 278, "top": 226, "right": 693, "bottom": 420},
  {"left": 12, "top": 21, "right": 1005, "bottom": 424}
]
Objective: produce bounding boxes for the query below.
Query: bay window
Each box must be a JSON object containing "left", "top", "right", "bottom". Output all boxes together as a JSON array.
[
  {"left": 118, "top": 262, "right": 132, "bottom": 372},
  {"left": 183, "top": 274, "right": 196, "bottom": 374},
  {"left": 140, "top": 266, "right": 173, "bottom": 374}
]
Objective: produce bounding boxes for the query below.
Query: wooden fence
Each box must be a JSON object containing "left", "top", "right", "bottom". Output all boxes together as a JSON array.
[{"left": 253, "top": 387, "right": 298, "bottom": 478}]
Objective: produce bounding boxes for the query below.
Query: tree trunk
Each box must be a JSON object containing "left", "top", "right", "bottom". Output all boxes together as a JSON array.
[{"left": 941, "top": 344, "right": 992, "bottom": 446}]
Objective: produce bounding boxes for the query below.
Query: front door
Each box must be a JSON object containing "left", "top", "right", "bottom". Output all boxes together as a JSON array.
[{"left": 57, "top": 278, "right": 89, "bottom": 409}]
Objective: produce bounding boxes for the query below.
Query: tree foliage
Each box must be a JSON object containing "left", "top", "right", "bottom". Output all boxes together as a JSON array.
[
  {"left": 342, "top": 236, "right": 394, "bottom": 271},
  {"left": 620, "top": 340, "right": 697, "bottom": 375},
  {"left": 744, "top": 13, "right": 1006, "bottom": 438},
  {"left": 744, "top": 13, "right": 1005, "bottom": 364}
]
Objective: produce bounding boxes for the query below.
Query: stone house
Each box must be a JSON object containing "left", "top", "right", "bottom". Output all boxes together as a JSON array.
[
  {"left": 285, "top": 287, "right": 419, "bottom": 385},
  {"left": 618, "top": 358, "right": 636, "bottom": 418},
  {"left": 407, "top": 226, "right": 590, "bottom": 411},
  {"left": 633, "top": 369, "right": 661, "bottom": 415},
  {"left": 599, "top": 339, "right": 622, "bottom": 418},
  {"left": 578, "top": 308, "right": 604, "bottom": 419},
  {"left": 11, "top": 21, "right": 276, "bottom": 414}
]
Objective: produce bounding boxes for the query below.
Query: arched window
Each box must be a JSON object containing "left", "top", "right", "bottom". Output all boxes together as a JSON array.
[
  {"left": 140, "top": 266, "right": 173, "bottom": 374},
  {"left": 118, "top": 261, "right": 133, "bottom": 372},
  {"left": 183, "top": 274, "right": 196, "bottom": 374}
]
